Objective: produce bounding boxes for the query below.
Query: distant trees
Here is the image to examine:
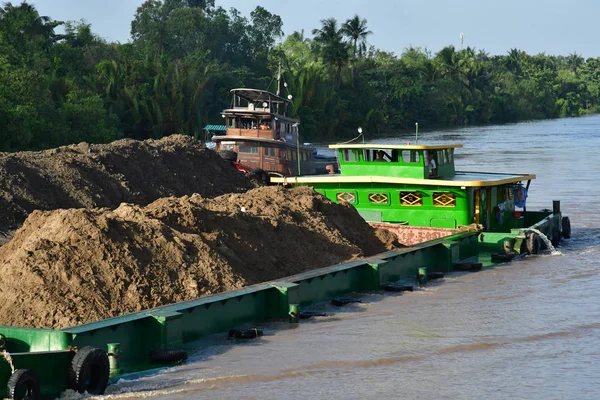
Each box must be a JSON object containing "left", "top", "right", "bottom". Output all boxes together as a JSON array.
[
  {"left": 340, "top": 15, "right": 372, "bottom": 60},
  {"left": 1, "top": 1, "right": 600, "bottom": 151}
]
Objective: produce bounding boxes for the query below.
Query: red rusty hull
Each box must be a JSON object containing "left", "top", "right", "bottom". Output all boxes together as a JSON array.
[{"left": 370, "top": 222, "right": 459, "bottom": 246}]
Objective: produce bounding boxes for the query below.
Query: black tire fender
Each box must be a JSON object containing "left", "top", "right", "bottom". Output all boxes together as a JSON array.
[
  {"left": 427, "top": 272, "right": 445, "bottom": 280},
  {"left": 491, "top": 252, "right": 516, "bottom": 262},
  {"left": 67, "top": 346, "right": 110, "bottom": 395},
  {"left": 299, "top": 311, "right": 329, "bottom": 319},
  {"left": 562, "top": 216, "right": 571, "bottom": 239},
  {"left": 218, "top": 150, "right": 238, "bottom": 162},
  {"left": 228, "top": 328, "right": 263, "bottom": 339},
  {"left": 150, "top": 349, "right": 188, "bottom": 364},
  {"left": 551, "top": 226, "right": 561, "bottom": 247},
  {"left": 7, "top": 369, "right": 40, "bottom": 400},
  {"left": 331, "top": 297, "right": 362, "bottom": 306},
  {"left": 382, "top": 283, "right": 414, "bottom": 292}
]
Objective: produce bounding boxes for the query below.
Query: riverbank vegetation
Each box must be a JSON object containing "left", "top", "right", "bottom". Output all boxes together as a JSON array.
[{"left": 1, "top": 1, "right": 599, "bottom": 151}]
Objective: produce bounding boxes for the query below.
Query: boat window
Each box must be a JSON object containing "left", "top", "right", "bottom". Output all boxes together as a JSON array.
[
  {"left": 401, "top": 150, "right": 420, "bottom": 163},
  {"left": 292, "top": 151, "right": 297, "bottom": 160},
  {"left": 433, "top": 192, "right": 456, "bottom": 207},
  {"left": 369, "top": 193, "right": 389, "bottom": 205},
  {"left": 238, "top": 143, "right": 259, "bottom": 154},
  {"left": 227, "top": 117, "right": 236, "bottom": 128},
  {"left": 240, "top": 118, "right": 257, "bottom": 129},
  {"left": 221, "top": 142, "right": 234, "bottom": 151},
  {"left": 400, "top": 192, "right": 423, "bottom": 206},
  {"left": 342, "top": 149, "right": 359, "bottom": 162},
  {"left": 336, "top": 192, "right": 357, "bottom": 204},
  {"left": 445, "top": 148, "right": 454, "bottom": 164},
  {"left": 440, "top": 149, "right": 449, "bottom": 165}
]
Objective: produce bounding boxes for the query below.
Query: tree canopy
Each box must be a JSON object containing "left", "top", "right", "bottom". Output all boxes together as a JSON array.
[{"left": 1, "top": 1, "right": 599, "bottom": 151}]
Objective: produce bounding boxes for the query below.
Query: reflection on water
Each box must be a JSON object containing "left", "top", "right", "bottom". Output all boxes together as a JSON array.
[{"left": 93, "top": 116, "right": 600, "bottom": 400}]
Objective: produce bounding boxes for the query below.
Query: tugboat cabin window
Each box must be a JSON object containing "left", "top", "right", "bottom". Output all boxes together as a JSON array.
[
  {"left": 369, "top": 193, "right": 390, "bottom": 205},
  {"left": 401, "top": 150, "right": 420, "bottom": 163},
  {"left": 238, "top": 143, "right": 259, "bottom": 154},
  {"left": 342, "top": 149, "right": 359, "bottom": 162},
  {"left": 400, "top": 191, "right": 423, "bottom": 206},
  {"left": 336, "top": 192, "right": 357, "bottom": 204},
  {"left": 433, "top": 192, "right": 456, "bottom": 207},
  {"left": 443, "top": 148, "right": 454, "bottom": 164},
  {"left": 438, "top": 149, "right": 449, "bottom": 165}
]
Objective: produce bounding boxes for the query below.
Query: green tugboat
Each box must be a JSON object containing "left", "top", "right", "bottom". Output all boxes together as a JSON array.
[
  {"left": 271, "top": 143, "right": 569, "bottom": 248},
  {"left": 0, "top": 143, "right": 569, "bottom": 399}
]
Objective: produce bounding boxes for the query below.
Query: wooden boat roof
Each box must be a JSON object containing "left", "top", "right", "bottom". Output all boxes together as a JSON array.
[
  {"left": 231, "top": 88, "right": 289, "bottom": 104},
  {"left": 329, "top": 143, "right": 463, "bottom": 150},
  {"left": 271, "top": 171, "right": 536, "bottom": 187},
  {"left": 211, "top": 135, "right": 312, "bottom": 149}
]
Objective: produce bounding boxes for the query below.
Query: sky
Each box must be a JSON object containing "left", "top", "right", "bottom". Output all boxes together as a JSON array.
[{"left": 27, "top": 0, "right": 599, "bottom": 58}]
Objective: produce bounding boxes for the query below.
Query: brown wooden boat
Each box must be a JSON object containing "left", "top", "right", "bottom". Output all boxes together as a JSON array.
[{"left": 212, "top": 87, "right": 336, "bottom": 176}]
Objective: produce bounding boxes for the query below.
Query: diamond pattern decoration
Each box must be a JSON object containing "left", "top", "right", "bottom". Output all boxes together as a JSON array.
[
  {"left": 400, "top": 191, "right": 423, "bottom": 206},
  {"left": 336, "top": 192, "right": 356, "bottom": 204},
  {"left": 369, "top": 193, "right": 389, "bottom": 204},
  {"left": 433, "top": 192, "right": 456, "bottom": 207}
]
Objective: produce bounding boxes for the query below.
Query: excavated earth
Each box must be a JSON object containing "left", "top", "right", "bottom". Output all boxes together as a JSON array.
[
  {"left": 0, "top": 136, "right": 400, "bottom": 329},
  {"left": 0, "top": 135, "right": 253, "bottom": 243}
]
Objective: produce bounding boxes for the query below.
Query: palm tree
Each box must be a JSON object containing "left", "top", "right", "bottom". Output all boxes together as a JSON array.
[
  {"left": 312, "top": 18, "right": 349, "bottom": 85},
  {"left": 566, "top": 52, "right": 584, "bottom": 75},
  {"left": 340, "top": 15, "right": 372, "bottom": 59}
]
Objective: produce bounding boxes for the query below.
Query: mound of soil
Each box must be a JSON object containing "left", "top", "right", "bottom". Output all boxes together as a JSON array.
[
  {"left": 0, "top": 135, "right": 252, "bottom": 237},
  {"left": 0, "top": 186, "right": 399, "bottom": 329}
]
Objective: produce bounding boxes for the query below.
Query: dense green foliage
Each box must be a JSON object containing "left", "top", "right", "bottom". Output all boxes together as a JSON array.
[{"left": 1, "top": 1, "right": 599, "bottom": 150}]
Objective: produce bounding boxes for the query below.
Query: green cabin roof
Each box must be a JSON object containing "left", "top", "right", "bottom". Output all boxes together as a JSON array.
[{"left": 332, "top": 143, "right": 457, "bottom": 179}]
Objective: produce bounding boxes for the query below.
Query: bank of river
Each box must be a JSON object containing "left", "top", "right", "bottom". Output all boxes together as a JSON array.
[{"left": 96, "top": 116, "right": 600, "bottom": 400}]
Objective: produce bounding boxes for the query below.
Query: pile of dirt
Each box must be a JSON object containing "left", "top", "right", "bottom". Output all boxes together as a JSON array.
[
  {"left": 0, "top": 135, "right": 253, "bottom": 238},
  {"left": 0, "top": 186, "right": 399, "bottom": 329}
]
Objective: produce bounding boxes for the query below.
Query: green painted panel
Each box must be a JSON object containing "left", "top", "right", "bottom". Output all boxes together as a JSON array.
[
  {"left": 0, "top": 351, "right": 73, "bottom": 399},
  {"left": 431, "top": 218, "right": 457, "bottom": 229},
  {"left": 301, "top": 182, "right": 470, "bottom": 227},
  {"left": 0, "top": 326, "right": 72, "bottom": 352}
]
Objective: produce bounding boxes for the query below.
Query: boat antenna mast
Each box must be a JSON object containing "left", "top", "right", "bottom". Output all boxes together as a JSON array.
[
  {"left": 276, "top": 62, "right": 281, "bottom": 96},
  {"left": 276, "top": 62, "right": 281, "bottom": 115}
]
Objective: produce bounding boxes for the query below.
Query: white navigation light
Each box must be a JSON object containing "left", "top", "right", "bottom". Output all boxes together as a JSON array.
[
  {"left": 262, "top": 102, "right": 268, "bottom": 108},
  {"left": 287, "top": 95, "right": 293, "bottom": 100},
  {"left": 358, "top": 127, "right": 363, "bottom": 134}
]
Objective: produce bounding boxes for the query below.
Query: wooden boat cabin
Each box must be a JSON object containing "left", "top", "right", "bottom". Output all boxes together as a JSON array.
[
  {"left": 272, "top": 143, "right": 536, "bottom": 233},
  {"left": 212, "top": 88, "right": 322, "bottom": 176}
]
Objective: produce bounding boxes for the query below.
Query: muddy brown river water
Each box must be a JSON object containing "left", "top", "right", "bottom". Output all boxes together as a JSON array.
[{"left": 76, "top": 116, "right": 600, "bottom": 400}]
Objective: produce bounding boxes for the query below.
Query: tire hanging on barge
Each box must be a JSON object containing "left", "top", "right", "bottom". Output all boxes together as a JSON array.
[
  {"left": 562, "top": 216, "right": 571, "bottom": 239},
  {"left": 67, "top": 346, "right": 110, "bottom": 395},
  {"left": 526, "top": 231, "right": 541, "bottom": 255},
  {"left": 7, "top": 369, "right": 40, "bottom": 400},
  {"left": 150, "top": 349, "right": 188, "bottom": 364}
]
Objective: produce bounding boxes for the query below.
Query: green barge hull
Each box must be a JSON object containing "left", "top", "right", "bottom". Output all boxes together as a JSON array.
[{"left": 0, "top": 206, "right": 566, "bottom": 399}]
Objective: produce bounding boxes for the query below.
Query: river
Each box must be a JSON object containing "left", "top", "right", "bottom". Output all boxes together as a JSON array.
[{"left": 89, "top": 116, "right": 600, "bottom": 400}]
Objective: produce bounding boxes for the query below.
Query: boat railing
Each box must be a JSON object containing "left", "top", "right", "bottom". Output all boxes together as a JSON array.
[{"left": 226, "top": 127, "right": 275, "bottom": 139}]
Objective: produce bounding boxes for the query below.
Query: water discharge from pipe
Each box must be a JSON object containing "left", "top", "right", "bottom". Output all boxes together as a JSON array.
[{"left": 527, "top": 228, "right": 562, "bottom": 256}]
